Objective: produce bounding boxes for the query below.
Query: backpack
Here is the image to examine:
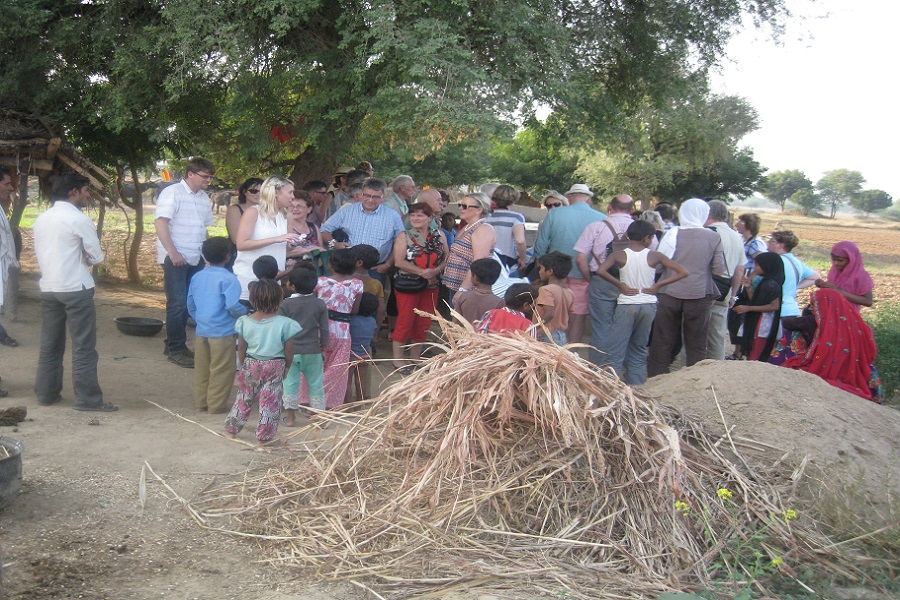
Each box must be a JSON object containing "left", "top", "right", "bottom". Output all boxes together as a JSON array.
[{"left": 593, "top": 220, "right": 630, "bottom": 278}]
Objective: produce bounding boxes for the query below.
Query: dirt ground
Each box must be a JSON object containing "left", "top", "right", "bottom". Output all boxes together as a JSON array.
[
  {"left": 2, "top": 207, "right": 899, "bottom": 599},
  {"left": 641, "top": 360, "right": 900, "bottom": 525},
  {"left": 0, "top": 274, "right": 369, "bottom": 599}
]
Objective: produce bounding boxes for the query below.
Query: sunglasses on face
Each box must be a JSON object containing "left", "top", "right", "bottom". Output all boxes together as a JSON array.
[
  {"left": 247, "top": 188, "right": 260, "bottom": 194},
  {"left": 545, "top": 202, "right": 562, "bottom": 208},
  {"left": 458, "top": 203, "right": 480, "bottom": 210}
]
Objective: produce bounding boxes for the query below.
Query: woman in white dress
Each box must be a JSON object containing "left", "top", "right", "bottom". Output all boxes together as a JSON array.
[{"left": 232, "top": 176, "right": 297, "bottom": 300}]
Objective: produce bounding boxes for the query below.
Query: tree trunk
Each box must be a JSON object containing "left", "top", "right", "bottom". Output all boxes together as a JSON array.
[
  {"left": 92, "top": 198, "right": 107, "bottom": 281},
  {"left": 127, "top": 163, "right": 144, "bottom": 283},
  {"left": 10, "top": 163, "right": 29, "bottom": 229},
  {"left": 288, "top": 146, "right": 341, "bottom": 187}
]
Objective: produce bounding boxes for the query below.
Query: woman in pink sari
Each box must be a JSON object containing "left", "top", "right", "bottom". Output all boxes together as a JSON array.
[{"left": 814, "top": 241, "right": 873, "bottom": 311}]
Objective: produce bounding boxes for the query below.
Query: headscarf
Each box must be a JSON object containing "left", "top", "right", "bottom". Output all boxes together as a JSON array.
[
  {"left": 657, "top": 198, "right": 710, "bottom": 258},
  {"left": 739, "top": 252, "right": 784, "bottom": 361},
  {"left": 677, "top": 198, "right": 710, "bottom": 228},
  {"left": 782, "top": 288, "right": 877, "bottom": 400},
  {"left": 828, "top": 241, "right": 874, "bottom": 299}
]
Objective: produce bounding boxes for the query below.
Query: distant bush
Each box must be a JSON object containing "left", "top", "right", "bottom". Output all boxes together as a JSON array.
[
  {"left": 879, "top": 205, "right": 900, "bottom": 222},
  {"left": 869, "top": 302, "right": 900, "bottom": 404}
]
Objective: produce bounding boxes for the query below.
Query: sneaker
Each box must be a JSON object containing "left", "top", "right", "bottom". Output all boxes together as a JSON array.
[{"left": 168, "top": 352, "right": 195, "bottom": 368}]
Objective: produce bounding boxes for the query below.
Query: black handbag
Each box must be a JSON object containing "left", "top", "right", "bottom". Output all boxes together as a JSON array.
[
  {"left": 712, "top": 273, "right": 732, "bottom": 302},
  {"left": 392, "top": 271, "right": 428, "bottom": 293},
  {"left": 708, "top": 226, "right": 733, "bottom": 302}
]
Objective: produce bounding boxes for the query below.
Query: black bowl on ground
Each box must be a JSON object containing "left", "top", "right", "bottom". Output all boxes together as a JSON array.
[
  {"left": 0, "top": 437, "right": 23, "bottom": 510},
  {"left": 114, "top": 317, "right": 164, "bottom": 337}
]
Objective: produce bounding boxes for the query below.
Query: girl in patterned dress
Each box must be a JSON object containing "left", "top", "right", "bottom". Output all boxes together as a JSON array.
[
  {"left": 299, "top": 249, "right": 363, "bottom": 409},
  {"left": 225, "top": 278, "right": 301, "bottom": 443}
]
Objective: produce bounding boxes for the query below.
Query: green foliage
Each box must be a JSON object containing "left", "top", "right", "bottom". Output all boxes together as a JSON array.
[
  {"left": 790, "top": 188, "right": 823, "bottom": 216},
  {"left": 849, "top": 189, "right": 893, "bottom": 215},
  {"left": 374, "top": 138, "right": 495, "bottom": 188},
  {"left": 488, "top": 117, "right": 580, "bottom": 192},
  {"left": 575, "top": 87, "right": 764, "bottom": 205},
  {"left": 816, "top": 169, "right": 866, "bottom": 219},
  {"left": 869, "top": 303, "right": 900, "bottom": 402},
  {"left": 2, "top": 0, "right": 789, "bottom": 188},
  {"left": 761, "top": 169, "right": 813, "bottom": 211}
]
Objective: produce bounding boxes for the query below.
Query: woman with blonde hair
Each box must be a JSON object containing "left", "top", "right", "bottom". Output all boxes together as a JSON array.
[{"left": 233, "top": 176, "right": 298, "bottom": 299}]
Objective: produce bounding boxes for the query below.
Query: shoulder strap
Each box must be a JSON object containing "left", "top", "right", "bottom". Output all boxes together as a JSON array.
[
  {"left": 604, "top": 219, "right": 625, "bottom": 240},
  {"left": 786, "top": 255, "right": 801, "bottom": 285}
]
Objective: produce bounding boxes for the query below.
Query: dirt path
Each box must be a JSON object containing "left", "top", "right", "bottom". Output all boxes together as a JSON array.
[{"left": 0, "top": 274, "right": 365, "bottom": 599}]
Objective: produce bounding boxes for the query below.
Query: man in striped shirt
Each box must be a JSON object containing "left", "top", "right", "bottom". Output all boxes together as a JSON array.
[{"left": 154, "top": 157, "right": 215, "bottom": 368}]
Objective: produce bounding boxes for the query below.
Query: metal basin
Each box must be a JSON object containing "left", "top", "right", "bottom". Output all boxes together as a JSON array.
[
  {"left": 0, "top": 436, "right": 23, "bottom": 510},
  {"left": 115, "top": 316, "right": 164, "bottom": 337}
]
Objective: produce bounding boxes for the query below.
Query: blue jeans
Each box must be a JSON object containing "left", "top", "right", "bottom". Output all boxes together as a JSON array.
[
  {"left": 539, "top": 330, "right": 568, "bottom": 345},
  {"left": 587, "top": 276, "right": 620, "bottom": 367},
  {"left": 35, "top": 288, "right": 103, "bottom": 407},
  {"left": 163, "top": 257, "right": 205, "bottom": 353},
  {"left": 606, "top": 302, "right": 656, "bottom": 385}
]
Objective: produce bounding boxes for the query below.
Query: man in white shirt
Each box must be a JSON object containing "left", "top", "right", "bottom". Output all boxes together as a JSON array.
[
  {"left": 33, "top": 173, "right": 115, "bottom": 411},
  {"left": 705, "top": 200, "right": 746, "bottom": 360},
  {"left": 154, "top": 157, "right": 215, "bottom": 368}
]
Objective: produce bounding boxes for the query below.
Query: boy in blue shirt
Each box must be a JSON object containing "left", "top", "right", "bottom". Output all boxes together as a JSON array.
[{"left": 188, "top": 237, "right": 246, "bottom": 413}]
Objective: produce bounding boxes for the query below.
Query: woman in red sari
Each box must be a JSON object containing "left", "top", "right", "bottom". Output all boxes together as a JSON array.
[
  {"left": 770, "top": 288, "right": 881, "bottom": 402},
  {"left": 814, "top": 241, "right": 874, "bottom": 311}
]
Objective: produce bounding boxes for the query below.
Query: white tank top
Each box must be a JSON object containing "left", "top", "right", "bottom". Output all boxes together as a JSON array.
[
  {"left": 617, "top": 248, "right": 657, "bottom": 305},
  {"left": 233, "top": 207, "right": 288, "bottom": 300}
]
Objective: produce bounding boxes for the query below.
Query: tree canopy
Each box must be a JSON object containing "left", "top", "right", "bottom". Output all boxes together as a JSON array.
[
  {"left": 576, "top": 87, "right": 764, "bottom": 205},
  {"left": 849, "top": 189, "right": 893, "bottom": 216},
  {"left": 816, "top": 169, "right": 866, "bottom": 219},
  {"left": 761, "top": 169, "right": 813, "bottom": 211},
  {"left": 2, "top": 0, "right": 788, "bottom": 187}
]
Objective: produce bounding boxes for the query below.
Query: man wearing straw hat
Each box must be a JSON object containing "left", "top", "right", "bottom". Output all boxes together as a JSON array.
[{"left": 532, "top": 183, "right": 605, "bottom": 344}]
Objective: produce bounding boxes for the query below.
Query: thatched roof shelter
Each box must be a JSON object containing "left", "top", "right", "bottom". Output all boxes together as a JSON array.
[{"left": 0, "top": 109, "right": 110, "bottom": 194}]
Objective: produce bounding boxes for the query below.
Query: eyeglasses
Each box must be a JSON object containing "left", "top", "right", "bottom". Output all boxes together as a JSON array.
[
  {"left": 247, "top": 188, "right": 260, "bottom": 194},
  {"left": 194, "top": 172, "right": 214, "bottom": 180},
  {"left": 545, "top": 202, "right": 562, "bottom": 208},
  {"left": 361, "top": 192, "right": 383, "bottom": 200},
  {"left": 458, "top": 203, "right": 480, "bottom": 210}
]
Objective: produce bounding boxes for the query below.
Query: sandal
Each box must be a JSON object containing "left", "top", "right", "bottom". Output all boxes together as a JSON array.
[{"left": 0, "top": 335, "right": 18, "bottom": 347}]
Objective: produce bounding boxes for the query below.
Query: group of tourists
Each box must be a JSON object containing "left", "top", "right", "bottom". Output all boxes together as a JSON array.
[{"left": 3, "top": 159, "right": 883, "bottom": 445}]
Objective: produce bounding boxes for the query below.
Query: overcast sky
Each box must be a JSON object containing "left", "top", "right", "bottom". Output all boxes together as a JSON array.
[{"left": 710, "top": 0, "right": 898, "bottom": 197}]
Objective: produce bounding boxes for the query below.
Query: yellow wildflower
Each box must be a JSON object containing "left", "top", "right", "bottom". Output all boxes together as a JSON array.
[
  {"left": 716, "top": 488, "right": 733, "bottom": 501},
  {"left": 782, "top": 509, "right": 798, "bottom": 522},
  {"left": 675, "top": 501, "right": 690, "bottom": 515},
  {"left": 771, "top": 557, "right": 784, "bottom": 567}
]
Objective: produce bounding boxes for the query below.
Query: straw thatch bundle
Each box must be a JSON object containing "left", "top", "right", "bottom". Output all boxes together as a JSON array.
[{"left": 190, "top": 317, "right": 852, "bottom": 598}]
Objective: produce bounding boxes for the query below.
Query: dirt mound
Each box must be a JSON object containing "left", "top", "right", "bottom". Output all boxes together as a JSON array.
[{"left": 641, "top": 360, "right": 900, "bottom": 521}]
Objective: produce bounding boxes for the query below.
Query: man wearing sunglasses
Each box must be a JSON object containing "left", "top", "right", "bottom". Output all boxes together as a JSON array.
[{"left": 154, "top": 157, "right": 216, "bottom": 368}]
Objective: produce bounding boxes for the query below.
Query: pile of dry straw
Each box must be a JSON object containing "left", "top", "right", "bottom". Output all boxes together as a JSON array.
[{"left": 190, "top": 317, "right": 858, "bottom": 598}]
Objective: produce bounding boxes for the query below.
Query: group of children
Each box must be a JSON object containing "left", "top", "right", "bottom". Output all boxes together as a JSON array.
[
  {"left": 454, "top": 251, "right": 576, "bottom": 344},
  {"left": 187, "top": 237, "right": 383, "bottom": 444}
]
